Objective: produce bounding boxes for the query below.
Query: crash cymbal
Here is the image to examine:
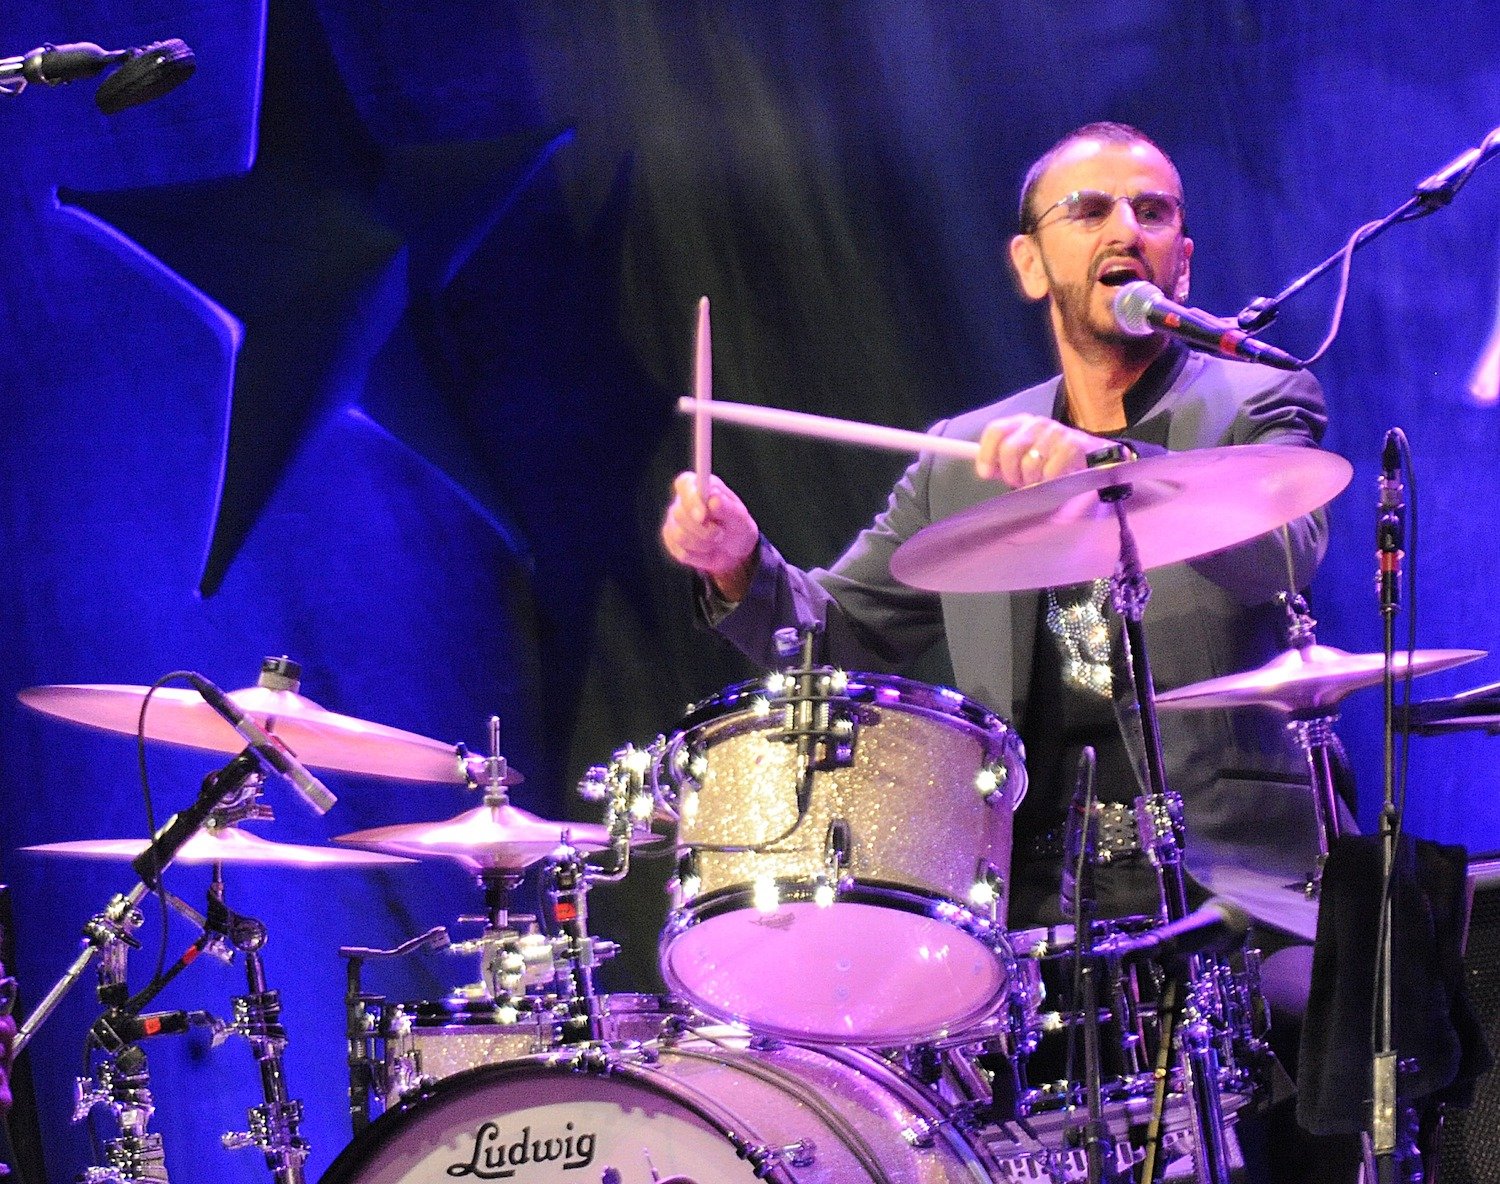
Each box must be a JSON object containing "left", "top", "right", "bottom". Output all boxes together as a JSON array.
[
  {"left": 23, "top": 827, "right": 416, "bottom": 868},
  {"left": 335, "top": 804, "right": 621, "bottom": 872},
  {"left": 18, "top": 683, "right": 520, "bottom": 786},
  {"left": 1154, "top": 645, "right": 1485, "bottom": 715},
  {"left": 889, "top": 445, "right": 1352, "bottom": 593}
]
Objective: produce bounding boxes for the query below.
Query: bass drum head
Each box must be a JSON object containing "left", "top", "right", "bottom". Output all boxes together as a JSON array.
[{"left": 321, "top": 1040, "right": 995, "bottom": 1183}]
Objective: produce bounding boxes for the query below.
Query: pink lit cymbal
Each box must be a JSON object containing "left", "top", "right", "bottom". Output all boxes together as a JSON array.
[
  {"left": 335, "top": 804, "right": 625, "bottom": 873},
  {"left": 24, "top": 828, "right": 416, "bottom": 868},
  {"left": 1155, "top": 646, "right": 1484, "bottom": 714},
  {"left": 890, "top": 445, "right": 1352, "bottom": 593},
  {"left": 18, "top": 683, "right": 519, "bottom": 786}
]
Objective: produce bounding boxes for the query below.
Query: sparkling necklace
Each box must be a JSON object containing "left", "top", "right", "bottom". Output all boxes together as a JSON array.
[{"left": 1045, "top": 579, "right": 1113, "bottom": 698}]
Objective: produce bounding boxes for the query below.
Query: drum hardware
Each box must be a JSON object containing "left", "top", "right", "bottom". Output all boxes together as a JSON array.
[
  {"left": 339, "top": 928, "right": 451, "bottom": 1134},
  {"left": 543, "top": 843, "right": 621, "bottom": 1045},
  {"left": 204, "top": 874, "right": 310, "bottom": 1184},
  {"left": 73, "top": 1047, "right": 169, "bottom": 1183}
]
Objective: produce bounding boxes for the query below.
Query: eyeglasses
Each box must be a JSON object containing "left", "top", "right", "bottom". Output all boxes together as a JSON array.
[{"left": 1026, "top": 189, "right": 1184, "bottom": 233}]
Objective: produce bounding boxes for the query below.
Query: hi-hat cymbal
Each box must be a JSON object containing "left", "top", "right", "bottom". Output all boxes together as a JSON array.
[
  {"left": 18, "top": 683, "right": 520, "bottom": 786},
  {"left": 890, "top": 445, "right": 1352, "bottom": 593},
  {"left": 1155, "top": 645, "right": 1485, "bottom": 714},
  {"left": 335, "top": 805, "right": 621, "bottom": 872},
  {"left": 23, "top": 827, "right": 416, "bottom": 868}
]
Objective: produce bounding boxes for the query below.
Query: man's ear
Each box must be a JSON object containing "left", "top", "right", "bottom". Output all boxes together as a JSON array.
[
  {"left": 1009, "top": 232, "right": 1049, "bottom": 302},
  {"left": 1172, "top": 236, "right": 1194, "bottom": 302}
]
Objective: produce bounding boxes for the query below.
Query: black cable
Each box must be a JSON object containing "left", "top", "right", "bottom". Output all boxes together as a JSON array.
[{"left": 134, "top": 671, "right": 201, "bottom": 992}]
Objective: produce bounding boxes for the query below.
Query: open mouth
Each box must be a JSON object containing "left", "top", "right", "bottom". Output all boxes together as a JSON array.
[{"left": 1096, "top": 264, "right": 1144, "bottom": 287}]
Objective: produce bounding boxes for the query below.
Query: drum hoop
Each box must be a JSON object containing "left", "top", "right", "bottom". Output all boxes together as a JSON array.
[
  {"left": 664, "top": 878, "right": 1009, "bottom": 946},
  {"left": 671, "top": 672, "right": 1019, "bottom": 758}
]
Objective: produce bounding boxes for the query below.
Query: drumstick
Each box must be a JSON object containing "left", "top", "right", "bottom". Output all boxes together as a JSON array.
[
  {"left": 693, "top": 296, "right": 712, "bottom": 501},
  {"left": 677, "top": 396, "right": 981, "bottom": 461}
]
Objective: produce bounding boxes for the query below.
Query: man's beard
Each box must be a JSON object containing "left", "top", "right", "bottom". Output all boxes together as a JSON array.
[{"left": 1045, "top": 254, "right": 1180, "bottom": 362}]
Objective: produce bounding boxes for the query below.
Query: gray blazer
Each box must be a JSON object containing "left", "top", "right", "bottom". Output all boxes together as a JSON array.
[{"left": 716, "top": 348, "right": 1339, "bottom": 936}]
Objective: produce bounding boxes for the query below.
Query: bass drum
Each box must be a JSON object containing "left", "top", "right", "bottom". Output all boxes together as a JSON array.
[{"left": 321, "top": 1037, "right": 996, "bottom": 1183}]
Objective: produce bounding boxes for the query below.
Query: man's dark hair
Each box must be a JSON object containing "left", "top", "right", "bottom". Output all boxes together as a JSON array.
[{"left": 1017, "top": 122, "right": 1181, "bottom": 232}]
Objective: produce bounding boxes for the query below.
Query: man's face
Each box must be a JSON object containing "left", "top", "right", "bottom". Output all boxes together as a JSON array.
[{"left": 1010, "top": 138, "right": 1194, "bottom": 357}]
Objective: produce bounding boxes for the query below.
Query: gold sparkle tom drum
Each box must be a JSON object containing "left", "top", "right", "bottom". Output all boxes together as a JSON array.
[{"left": 655, "top": 671, "right": 1026, "bottom": 1045}]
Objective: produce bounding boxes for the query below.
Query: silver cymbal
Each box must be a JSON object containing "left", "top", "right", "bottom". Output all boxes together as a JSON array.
[
  {"left": 1155, "top": 646, "right": 1485, "bottom": 714},
  {"left": 890, "top": 445, "right": 1352, "bottom": 593},
  {"left": 335, "top": 804, "right": 623, "bottom": 873},
  {"left": 18, "top": 682, "right": 520, "bottom": 786},
  {"left": 24, "top": 827, "right": 416, "bottom": 868}
]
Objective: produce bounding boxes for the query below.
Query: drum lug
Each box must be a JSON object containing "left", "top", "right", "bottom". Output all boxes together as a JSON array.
[
  {"left": 975, "top": 760, "right": 1012, "bottom": 806},
  {"left": 743, "top": 1137, "right": 816, "bottom": 1173}
]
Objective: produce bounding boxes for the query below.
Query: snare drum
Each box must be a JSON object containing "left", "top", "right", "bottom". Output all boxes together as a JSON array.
[
  {"left": 321, "top": 1033, "right": 997, "bottom": 1183},
  {"left": 655, "top": 671, "right": 1026, "bottom": 1045},
  {"left": 373, "top": 993, "right": 690, "bottom": 1107}
]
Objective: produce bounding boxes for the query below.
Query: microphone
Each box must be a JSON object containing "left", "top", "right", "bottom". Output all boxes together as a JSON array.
[
  {"left": 1377, "top": 429, "right": 1405, "bottom": 614},
  {"left": 95, "top": 40, "right": 195, "bottom": 113},
  {"left": 1104, "top": 896, "right": 1250, "bottom": 971},
  {"left": 0, "top": 39, "right": 194, "bottom": 111},
  {"left": 187, "top": 674, "right": 336, "bottom": 815},
  {"left": 1112, "top": 281, "right": 1303, "bottom": 371}
]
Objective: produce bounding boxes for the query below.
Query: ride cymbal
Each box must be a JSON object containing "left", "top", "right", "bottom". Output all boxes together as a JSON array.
[{"left": 890, "top": 445, "right": 1352, "bottom": 593}]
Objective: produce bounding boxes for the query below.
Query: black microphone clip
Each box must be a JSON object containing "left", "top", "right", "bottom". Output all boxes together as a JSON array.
[{"left": 1377, "top": 429, "right": 1405, "bottom": 614}]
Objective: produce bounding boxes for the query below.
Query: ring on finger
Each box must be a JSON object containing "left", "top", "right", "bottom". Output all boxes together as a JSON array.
[{"left": 1026, "top": 447, "right": 1044, "bottom": 462}]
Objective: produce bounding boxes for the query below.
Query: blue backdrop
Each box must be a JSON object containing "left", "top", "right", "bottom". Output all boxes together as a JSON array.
[{"left": 2, "top": 1, "right": 1498, "bottom": 1179}]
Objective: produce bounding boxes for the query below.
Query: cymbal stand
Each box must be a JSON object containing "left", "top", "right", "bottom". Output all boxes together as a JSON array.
[
  {"left": 74, "top": 1047, "right": 169, "bottom": 1183},
  {"left": 209, "top": 870, "right": 309, "bottom": 1184},
  {"left": 338, "top": 927, "right": 450, "bottom": 1134},
  {"left": 1099, "top": 482, "right": 1232, "bottom": 1184},
  {"left": 1064, "top": 749, "right": 1125, "bottom": 1184},
  {"left": 543, "top": 842, "right": 619, "bottom": 1045}
]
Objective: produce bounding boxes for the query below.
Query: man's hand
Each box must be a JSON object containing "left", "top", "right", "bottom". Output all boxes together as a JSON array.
[
  {"left": 975, "top": 413, "right": 1122, "bottom": 487},
  {"left": 660, "top": 472, "right": 760, "bottom": 603}
]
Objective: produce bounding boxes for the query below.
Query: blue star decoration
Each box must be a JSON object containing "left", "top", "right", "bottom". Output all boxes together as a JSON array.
[{"left": 62, "top": 0, "right": 568, "bottom": 595}]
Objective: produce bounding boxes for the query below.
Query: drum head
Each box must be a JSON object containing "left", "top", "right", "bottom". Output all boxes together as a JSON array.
[
  {"left": 662, "top": 896, "right": 1009, "bottom": 1044},
  {"left": 321, "top": 1042, "right": 995, "bottom": 1183}
]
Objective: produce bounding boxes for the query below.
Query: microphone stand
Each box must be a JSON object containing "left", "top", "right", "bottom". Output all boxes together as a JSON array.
[
  {"left": 13, "top": 751, "right": 262, "bottom": 1057},
  {"left": 1237, "top": 125, "right": 1500, "bottom": 332},
  {"left": 1371, "top": 432, "right": 1407, "bottom": 1182}
]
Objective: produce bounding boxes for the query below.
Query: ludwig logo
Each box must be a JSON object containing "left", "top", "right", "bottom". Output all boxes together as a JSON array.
[{"left": 447, "top": 1121, "right": 597, "bottom": 1178}]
